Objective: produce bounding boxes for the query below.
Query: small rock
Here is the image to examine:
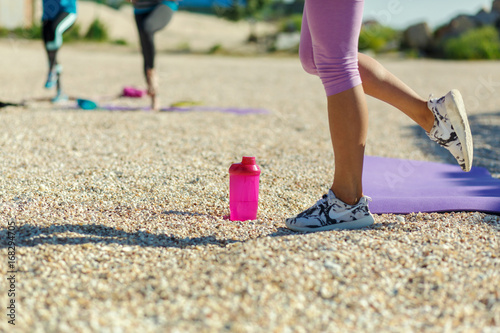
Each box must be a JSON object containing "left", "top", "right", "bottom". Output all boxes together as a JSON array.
[
  {"left": 324, "top": 261, "right": 343, "bottom": 278},
  {"left": 274, "top": 32, "right": 301, "bottom": 51},
  {"left": 403, "top": 22, "right": 432, "bottom": 50},
  {"left": 493, "top": 0, "right": 500, "bottom": 13}
]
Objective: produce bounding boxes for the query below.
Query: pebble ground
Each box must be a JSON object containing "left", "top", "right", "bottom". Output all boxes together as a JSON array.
[{"left": 0, "top": 41, "right": 499, "bottom": 332}]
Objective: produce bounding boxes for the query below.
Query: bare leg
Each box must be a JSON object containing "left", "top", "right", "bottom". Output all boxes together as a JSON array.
[
  {"left": 146, "top": 69, "right": 159, "bottom": 111},
  {"left": 135, "top": 5, "right": 173, "bottom": 112},
  {"left": 328, "top": 84, "right": 369, "bottom": 205},
  {"left": 286, "top": 1, "right": 376, "bottom": 231},
  {"left": 330, "top": 54, "right": 436, "bottom": 205},
  {"left": 358, "top": 53, "right": 434, "bottom": 132}
]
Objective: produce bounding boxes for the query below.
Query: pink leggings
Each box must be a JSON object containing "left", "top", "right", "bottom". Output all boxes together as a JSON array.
[{"left": 299, "top": 0, "right": 365, "bottom": 96}]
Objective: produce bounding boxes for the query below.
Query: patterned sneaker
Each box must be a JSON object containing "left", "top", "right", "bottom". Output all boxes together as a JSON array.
[
  {"left": 285, "top": 190, "right": 374, "bottom": 232},
  {"left": 427, "top": 89, "right": 473, "bottom": 172}
]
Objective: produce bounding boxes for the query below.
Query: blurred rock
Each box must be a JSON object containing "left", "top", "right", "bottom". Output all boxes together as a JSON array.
[
  {"left": 433, "top": 14, "right": 476, "bottom": 48},
  {"left": 433, "top": 2, "right": 500, "bottom": 50},
  {"left": 493, "top": 0, "right": 500, "bottom": 13},
  {"left": 473, "top": 8, "right": 500, "bottom": 26},
  {"left": 274, "top": 32, "right": 300, "bottom": 51},
  {"left": 403, "top": 22, "right": 432, "bottom": 50},
  {"left": 449, "top": 15, "right": 477, "bottom": 36}
]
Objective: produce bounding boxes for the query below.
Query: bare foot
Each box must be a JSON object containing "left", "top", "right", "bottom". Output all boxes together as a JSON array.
[
  {"left": 146, "top": 68, "right": 158, "bottom": 94},
  {"left": 146, "top": 69, "right": 160, "bottom": 111},
  {"left": 151, "top": 94, "right": 160, "bottom": 111}
]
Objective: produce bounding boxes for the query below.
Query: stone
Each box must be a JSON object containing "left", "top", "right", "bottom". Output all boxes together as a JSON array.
[
  {"left": 434, "top": 15, "right": 477, "bottom": 43},
  {"left": 448, "top": 15, "right": 477, "bottom": 36},
  {"left": 403, "top": 22, "right": 433, "bottom": 50},
  {"left": 473, "top": 8, "right": 500, "bottom": 26},
  {"left": 492, "top": 0, "right": 500, "bottom": 13},
  {"left": 274, "top": 32, "right": 301, "bottom": 51}
]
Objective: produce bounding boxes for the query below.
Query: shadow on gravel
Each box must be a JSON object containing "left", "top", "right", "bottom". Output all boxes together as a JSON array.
[
  {"left": 267, "top": 226, "right": 378, "bottom": 236},
  {"left": 409, "top": 110, "right": 500, "bottom": 175},
  {"left": 267, "top": 227, "right": 298, "bottom": 237},
  {"left": 0, "top": 223, "right": 314, "bottom": 249},
  {"left": 0, "top": 222, "right": 240, "bottom": 249}
]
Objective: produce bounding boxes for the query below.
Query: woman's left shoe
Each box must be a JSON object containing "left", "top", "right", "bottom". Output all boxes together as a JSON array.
[
  {"left": 51, "top": 90, "right": 68, "bottom": 103},
  {"left": 427, "top": 89, "right": 473, "bottom": 172},
  {"left": 285, "top": 190, "right": 374, "bottom": 232}
]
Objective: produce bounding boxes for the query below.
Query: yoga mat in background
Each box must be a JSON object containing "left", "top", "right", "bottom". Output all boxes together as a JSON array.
[
  {"left": 363, "top": 156, "right": 500, "bottom": 214},
  {"left": 72, "top": 102, "right": 270, "bottom": 115}
]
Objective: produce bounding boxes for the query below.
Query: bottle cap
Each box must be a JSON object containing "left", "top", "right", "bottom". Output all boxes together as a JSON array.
[
  {"left": 229, "top": 156, "right": 261, "bottom": 176},
  {"left": 241, "top": 156, "right": 256, "bottom": 165}
]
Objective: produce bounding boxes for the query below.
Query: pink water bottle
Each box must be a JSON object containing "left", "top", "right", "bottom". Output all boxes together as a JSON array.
[{"left": 229, "top": 156, "right": 261, "bottom": 221}]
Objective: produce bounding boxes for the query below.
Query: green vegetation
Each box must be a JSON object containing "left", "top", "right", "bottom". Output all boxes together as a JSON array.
[
  {"left": 2, "top": 1, "right": 499, "bottom": 59},
  {"left": 0, "top": 24, "right": 42, "bottom": 39},
  {"left": 111, "top": 38, "right": 128, "bottom": 46},
  {"left": 278, "top": 13, "right": 302, "bottom": 33},
  {"left": 443, "top": 26, "right": 500, "bottom": 60},
  {"left": 64, "top": 24, "right": 82, "bottom": 42},
  {"left": 216, "top": 0, "right": 273, "bottom": 43},
  {"left": 0, "top": 18, "right": 111, "bottom": 44},
  {"left": 176, "top": 41, "right": 191, "bottom": 53},
  {"left": 359, "top": 24, "right": 400, "bottom": 53},
  {"left": 84, "top": 18, "right": 109, "bottom": 42},
  {"left": 217, "top": 0, "right": 272, "bottom": 21},
  {"left": 208, "top": 43, "right": 223, "bottom": 54}
]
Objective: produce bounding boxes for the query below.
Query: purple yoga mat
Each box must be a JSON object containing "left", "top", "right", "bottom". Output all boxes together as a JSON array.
[
  {"left": 100, "top": 105, "right": 270, "bottom": 115},
  {"left": 69, "top": 101, "right": 271, "bottom": 115},
  {"left": 363, "top": 156, "right": 500, "bottom": 214}
]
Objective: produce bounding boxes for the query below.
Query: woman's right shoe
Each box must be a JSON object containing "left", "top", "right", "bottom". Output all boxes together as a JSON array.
[
  {"left": 285, "top": 190, "right": 374, "bottom": 232},
  {"left": 427, "top": 89, "right": 473, "bottom": 172}
]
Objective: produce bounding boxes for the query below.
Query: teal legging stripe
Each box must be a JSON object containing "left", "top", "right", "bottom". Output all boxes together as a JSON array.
[{"left": 45, "top": 13, "right": 77, "bottom": 51}]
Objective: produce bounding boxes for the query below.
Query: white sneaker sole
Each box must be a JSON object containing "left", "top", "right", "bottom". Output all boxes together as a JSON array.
[
  {"left": 285, "top": 214, "right": 375, "bottom": 232},
  {"left": 445, "top": 89, "right": 474, "bottom": 171}
]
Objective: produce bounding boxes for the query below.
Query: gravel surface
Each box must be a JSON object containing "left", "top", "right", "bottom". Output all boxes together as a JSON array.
[{"left": 0, "top": 41, "right": 499, "bottom": 332}]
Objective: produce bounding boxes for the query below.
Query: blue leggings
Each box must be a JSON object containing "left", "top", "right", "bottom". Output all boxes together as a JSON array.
[{"left": 42, "top": 11, "right": 76, "bottom": 51}]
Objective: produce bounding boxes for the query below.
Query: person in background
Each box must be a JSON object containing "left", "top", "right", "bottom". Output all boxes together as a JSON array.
[
  {"left": 42, "top": 0, "right": 77, "bottom": 102},
  {"left": 128, "top": 0, "right": 178, "bottom": 111}
]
